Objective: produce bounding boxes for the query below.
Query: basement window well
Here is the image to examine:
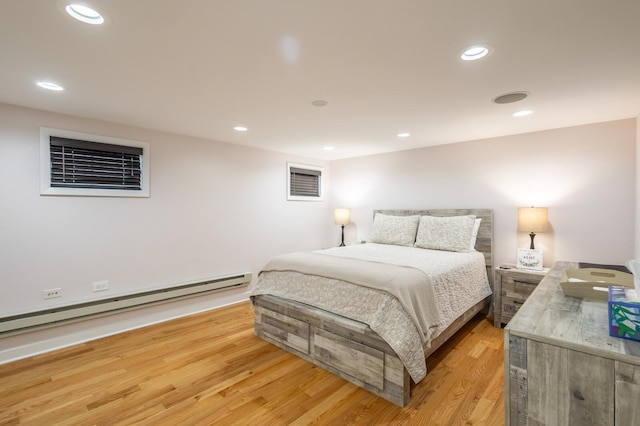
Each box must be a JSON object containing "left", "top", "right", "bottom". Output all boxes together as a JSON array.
[
  {"left": 40, "top": 127, "right": 150, "bottom": 197},
  {"left": 287, "top": 162, "right": 323, "bottom": 201}
]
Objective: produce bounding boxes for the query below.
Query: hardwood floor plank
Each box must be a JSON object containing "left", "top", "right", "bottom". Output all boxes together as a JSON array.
[
  {"left": 290, "top": 382, "right": 362, "bottom": 425},
  {"left": 0, "top": 301, "right": 504, "bottom": 425},
  {"left": 443, "top": 341, "right": 504, "bottom": 423}
]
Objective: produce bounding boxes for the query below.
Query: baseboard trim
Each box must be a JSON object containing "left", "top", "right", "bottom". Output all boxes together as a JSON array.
[{"left": 0, "top": 289, "right": 249, "bottom": 365}]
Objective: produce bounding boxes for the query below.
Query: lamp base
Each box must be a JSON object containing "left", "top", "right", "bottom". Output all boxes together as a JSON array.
[
  {"left": 339, "top": 225, "right": 345, "bottom": 247},
  {"left": 529, "top": 232, "right": 536, "bottom": 250}
]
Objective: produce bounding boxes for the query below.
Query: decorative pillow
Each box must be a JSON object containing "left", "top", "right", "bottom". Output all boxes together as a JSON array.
[
  {"left": 415, "top": 215, "right": 476, "bottom": 252},
  {"left": 370, "top": 213, "right": 420, "bottom": 247},
  {"left": 470, "top": 218, "right": 482, "bottom": 250}
]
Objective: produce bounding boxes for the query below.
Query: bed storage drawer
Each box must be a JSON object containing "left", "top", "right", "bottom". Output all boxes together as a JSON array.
[
  {"left": 252, "top": 294, "right": 411, "bottom": 407},
  {"left": 312, "top": 328, "right": 385, "bottom": 390},
  {"left": 254, "top": 306, "right": 310, "bottom": 354}
]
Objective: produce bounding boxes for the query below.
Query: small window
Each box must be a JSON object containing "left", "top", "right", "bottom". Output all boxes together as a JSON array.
[
  {"left": 287, "top": 162, "right": 323, "bottom": 201},
  {"left": 41, "top": 128, "right": 149, "bottom": 197},
  {"left": 49, "top": 137, "right": 142, "bottom": 190}
]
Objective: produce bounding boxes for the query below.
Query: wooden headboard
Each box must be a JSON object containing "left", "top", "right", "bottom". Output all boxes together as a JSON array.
[{"left": 373, "top": 209, "right": 494, "bottom": 288}]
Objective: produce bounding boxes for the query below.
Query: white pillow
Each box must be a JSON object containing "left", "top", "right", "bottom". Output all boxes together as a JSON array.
[
  {"left": 370, "top": 213, "right": 420, "bottom": 247},
  {"left": 415, "top": 215, "right": 476, "bottom": 252},
  {"left": 470, "top": 218, "right": 482, "bottom": 250}
]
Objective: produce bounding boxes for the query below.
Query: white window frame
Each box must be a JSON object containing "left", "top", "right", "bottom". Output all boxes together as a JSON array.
[
  {"left": 287, "top": 162, "right": 323, "bottom": 201},
  {"left": 40, "top": 127, "right": 150, "bottom": 197}
]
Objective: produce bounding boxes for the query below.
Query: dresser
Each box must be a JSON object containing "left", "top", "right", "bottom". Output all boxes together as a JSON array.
[{"left": 504, "top": 261, "right": 640, "bottom": 425}]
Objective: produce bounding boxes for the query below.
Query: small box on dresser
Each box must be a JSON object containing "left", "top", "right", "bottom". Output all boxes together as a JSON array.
[
  {"left": 609, "top": 285, "right": 640, "bottom": 342},
  {"left": 494, "top": 266, "right": 549, "bottom": 327}
]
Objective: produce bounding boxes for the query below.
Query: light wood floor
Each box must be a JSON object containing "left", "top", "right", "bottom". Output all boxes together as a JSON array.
[{"left": 0, "top": 301, "right": 505, "bottom": 425}]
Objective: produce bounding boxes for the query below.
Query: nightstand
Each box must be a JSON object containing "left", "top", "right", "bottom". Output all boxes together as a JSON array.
[{"left": 494, "top": 265, "right": 549, "bottom": 327}]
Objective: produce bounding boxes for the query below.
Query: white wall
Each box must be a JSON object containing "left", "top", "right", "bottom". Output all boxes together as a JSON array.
[
  {"left": 1, "top": 103, "right": 636, "bottom": 363},
  {"left": 0, "top": 102, "right": 332, "bottom": 362},
  {"left": 636, "top": 114, "right": 640, "bottom": 257},
  {"left": 330, "top": 119, "right": 637, "bottom": 268}
]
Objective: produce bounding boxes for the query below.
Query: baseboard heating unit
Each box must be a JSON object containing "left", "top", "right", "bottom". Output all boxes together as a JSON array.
[{"left": 0, "top": 272, "right": 252, "bottom": 336}]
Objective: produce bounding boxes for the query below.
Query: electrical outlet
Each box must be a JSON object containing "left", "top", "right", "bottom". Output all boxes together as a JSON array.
[
  {"left": 92, "top": 281, "right": 109, "bottom": 292},
  {"left": 43, "top": 288, "right": 62, "bottom": 299}
]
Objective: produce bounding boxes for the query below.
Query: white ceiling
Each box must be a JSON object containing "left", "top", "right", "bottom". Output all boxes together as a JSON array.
[{"left": 1, "top": 1, "right": 639, "bottom": 160}]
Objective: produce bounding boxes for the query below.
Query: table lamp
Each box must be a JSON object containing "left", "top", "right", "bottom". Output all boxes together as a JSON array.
[
  {"left": 334, "top": 208, "right": 350, "bottom": 247},
  {"left": 518, "top": 207, "right": 548, "bottom": 249}
]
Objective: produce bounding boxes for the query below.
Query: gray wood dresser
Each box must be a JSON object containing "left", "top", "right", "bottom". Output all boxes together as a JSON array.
[{"left": 504, "top": 261, "right": 640, "bottom": 425}]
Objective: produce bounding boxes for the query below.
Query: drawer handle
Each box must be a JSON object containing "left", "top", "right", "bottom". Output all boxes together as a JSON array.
[
  {"left": 514, "top": 300, "right": 524, "bottom": 305},
  {"left": 590, "top": 271, "right": 615, "bottom": 278},
  {"left": 573, "top": 390, "right": 585, "bottom": 401}
]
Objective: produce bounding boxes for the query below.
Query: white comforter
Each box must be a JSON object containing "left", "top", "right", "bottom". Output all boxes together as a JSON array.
[{"left": 249, "top": 243, "right": 491, "bottom": 382}]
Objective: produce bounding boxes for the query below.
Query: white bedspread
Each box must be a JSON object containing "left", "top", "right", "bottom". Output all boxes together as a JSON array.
[{"left": 249, "top": 243, "right": 491, "bottom": 382}]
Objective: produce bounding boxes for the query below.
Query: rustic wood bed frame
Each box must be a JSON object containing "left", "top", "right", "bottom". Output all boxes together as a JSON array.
[{"left": 252, "top": 209, "right": 494, "bottom": 407}]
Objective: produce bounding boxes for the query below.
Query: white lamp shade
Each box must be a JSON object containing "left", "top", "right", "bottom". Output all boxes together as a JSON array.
[
  {"left": 334, "top": 208, "right": 351, "bottom": 225},
  {"left": 518, "top": 207, "right": 549, "bottom": 233}
]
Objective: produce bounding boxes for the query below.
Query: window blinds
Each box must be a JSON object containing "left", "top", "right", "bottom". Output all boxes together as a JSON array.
[
  {"left": 50, "top": 136, "right": 143, "bottom": 190},
  {"left": 289, "top": 167, "right": 321, "bottom": 197}
]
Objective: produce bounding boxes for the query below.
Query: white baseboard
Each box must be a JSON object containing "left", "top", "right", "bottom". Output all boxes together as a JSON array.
[{"left": 0, "top": 288, "right": 249, "bottom": 365}]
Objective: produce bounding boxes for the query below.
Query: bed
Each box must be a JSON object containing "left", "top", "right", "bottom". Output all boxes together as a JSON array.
[{"left": 249, "top": 209, "right": 494, "bottom": 407}]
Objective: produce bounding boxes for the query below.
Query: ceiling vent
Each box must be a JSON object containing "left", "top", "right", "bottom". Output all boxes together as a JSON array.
[{"left": 493, "top": 92, "right": 528, "bottom": 104}]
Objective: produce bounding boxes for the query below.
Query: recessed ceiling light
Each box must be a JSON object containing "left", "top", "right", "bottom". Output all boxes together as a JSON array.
[
  {"left": 461, "top": 45, "right": 492, "bottom": 61},
  {"left": 513, "top": 109, "right": 534, "bottom": 117},
  {"left": 494, "top": 92, "right": 528, "bottom": 104},
  {"left": 233, "top": 126, "right": 248, "bottom": 132},
  {"left": 323, "top": 146, "right": 334, "bottom": 151},
  {"left": 311, "top": 100, "right": 328, "bottom": 107},
  {"left": 36, "top": 81, "right": 64, "bottom": 91},
  {"left": 397, "top": 133, "right": 411, "bottom": 138},
  {"left": 65, "top": 4, "right": 105, "bottom": 25}
]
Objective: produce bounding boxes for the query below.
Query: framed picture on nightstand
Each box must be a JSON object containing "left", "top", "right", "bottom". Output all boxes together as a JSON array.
[{"left": 516, "top": 248, "right": 543, "bottom": 270}]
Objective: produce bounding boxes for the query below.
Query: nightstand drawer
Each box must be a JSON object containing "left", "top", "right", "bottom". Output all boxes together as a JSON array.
[
  {"left": 494, "top": 267, "right": 548, "bottom": 327},
  {"left": 502, "top": 278, "right": 538, "bottom": 300},
  {"left": 502, "top": 296, "right": 526, "bottom": 314}
]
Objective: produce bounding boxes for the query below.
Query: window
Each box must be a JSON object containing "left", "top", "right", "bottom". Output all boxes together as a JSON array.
[
  {"left": 49, "top": 137, "right": 142, "bottom": 190},
  {"left": 40, "top": 128, "right": 150, "bottom": 197},
  {"left": 287, "top": 162, "right": 323, "bottom": 201}
]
